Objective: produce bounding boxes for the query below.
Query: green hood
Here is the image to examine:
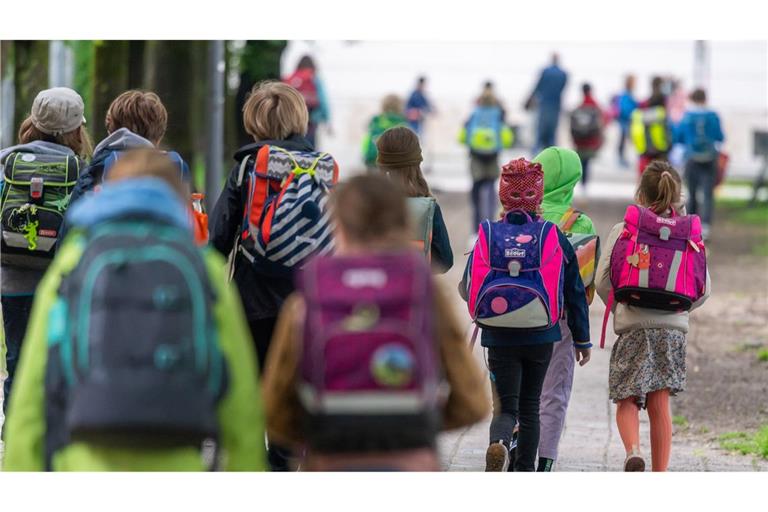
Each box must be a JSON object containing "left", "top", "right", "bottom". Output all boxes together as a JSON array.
[
  {"left": 534, "top": 146, "right": 582, "bottom": 209},
  {"left": 533, "top": 147, "right": 595, "bottom": 235}
]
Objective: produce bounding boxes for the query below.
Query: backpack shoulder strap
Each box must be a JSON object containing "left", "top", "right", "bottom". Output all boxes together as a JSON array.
[
  {"left": 558, "top": 207, "right": 582, "bottom": 232},
  {"left": 236, "top": 154, "right": 252, "bottom": 187}
]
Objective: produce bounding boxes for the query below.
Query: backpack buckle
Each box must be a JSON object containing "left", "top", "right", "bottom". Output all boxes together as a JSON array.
[
  {"left": 659, "top": 226, "right": 671, "bottom": 241},
  {"left": 508, "top": 260, "right": 521, "bottom": 277},
  {"left": 30, "top": 177, "right": 44, "bottom": 202}
]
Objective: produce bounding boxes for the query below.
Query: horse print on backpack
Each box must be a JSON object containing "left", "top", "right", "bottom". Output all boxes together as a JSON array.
[
  {"left": 44, "top": 220, "right": 227, "bottom": 458},
  {"left": 465, "top": 210, "right": 565, "bottom": 332},
  {"left": 237, "top": 145, "right": 339, "bottom": 276},
  {"left": 610, "top": 205, "right": 707, "bottom": 311},
  {"left": 297, "top": 252, "right": 441, "bottom": 452}
]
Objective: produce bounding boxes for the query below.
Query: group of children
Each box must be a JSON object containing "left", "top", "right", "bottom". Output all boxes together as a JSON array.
[{"left": 0, "top": 79, "right": 710, "bottom": 472}]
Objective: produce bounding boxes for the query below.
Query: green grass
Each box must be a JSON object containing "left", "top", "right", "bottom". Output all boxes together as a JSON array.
[
  {"left": 758, "top": 348, "right": 768, "bottom": 362},
  {"left": 672, "top": 415, "right": 689, "bottom": 428},
  {"left": 716, "top": 198, "right": 768, "bottom": 227},
  {"left": 719, "top": 426, "right": 768, "bottom": 459}
]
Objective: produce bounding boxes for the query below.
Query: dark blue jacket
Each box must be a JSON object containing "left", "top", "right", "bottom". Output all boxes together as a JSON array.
[
  {"left": 430, "top": 203, "right": 453, "bottom": 273},
  {"left": 533, "top": 65, "right": 568, "bottom": 112},
  {"left": 460, "top": 212, "right": 591, "bottom": 348}
]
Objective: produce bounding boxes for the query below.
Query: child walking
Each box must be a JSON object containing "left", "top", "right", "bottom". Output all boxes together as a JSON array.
[
  {"left": 595, "top": 161, "right": 711, "bottom": 471},
  {"left": 0, "top": 87, "right": 91, "bottom": 416},
  {"left": 262, "top": 174, "right": 488, "bottom": 470},
  {"left": 375, "top": 126, "right": 453, "bottom": 273},
  {"left": 3, "top": 150, "right": 266, "bottom": 471},
  {"left": 533, "top": 147, "right": 597, "bottom": 471},
  {"left": 461, "top": 158, "right": 591, "bottom": 472}
]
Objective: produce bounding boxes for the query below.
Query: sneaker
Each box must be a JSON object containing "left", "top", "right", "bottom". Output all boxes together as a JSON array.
[
  {"left": 485, "top": 441, "right": 510, "bottom": 472},
  {"left": 506, "top": 426, "right": 519, "bottom": 472},
  {"left": 623, "top": 450, "right": 646, "bottom": 472}
]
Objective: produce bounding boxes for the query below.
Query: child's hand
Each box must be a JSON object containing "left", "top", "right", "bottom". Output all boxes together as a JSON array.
[{"left": 576, "top": 347, "right": 591, "bottom": 366}]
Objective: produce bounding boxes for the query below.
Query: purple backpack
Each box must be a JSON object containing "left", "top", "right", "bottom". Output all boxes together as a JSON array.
[
  {"left": 600, "top": 205, "right": 707, "bottom": 347},
  {"left": 297, "top": 252, "right": 441, "bottom": 451},
  {"left": 465, "top": 210, "right": 565, "bottom": 344}
]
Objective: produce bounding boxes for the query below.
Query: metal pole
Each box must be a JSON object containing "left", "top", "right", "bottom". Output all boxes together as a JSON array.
[
  {"left": 205, "top": 40, "right": 226, "bottom": 212},
  {"left": 48, "top": 41, "right": 75, "bottom": 89},
  {"left": 693, "top": 40, "right": 710, "bottom": 90},
  {"left": 1, "top": 42, "right": 15, "bottom": 148}
]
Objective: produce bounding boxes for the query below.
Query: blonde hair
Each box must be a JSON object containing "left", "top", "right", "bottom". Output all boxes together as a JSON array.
[
  {"left": 18, "top": 117, "right": 93, "bottom": 159},
  {"left": 105, "top": 149, "right": 188, "bottom": 199},
  {"left": 106, "top": 90, "right": 168, "bottom": 145},
  {"left": 381, "top": 94, "right": 403, "bottom": 115},
  {"left": 376, "top": 126, "right": 431, "bottom": 198},
  {"left": 242, "top": 81, "right": 309, "bottom": 141},
  {"left": 636, "top": 161, "right": 682, "bottom": 215}
]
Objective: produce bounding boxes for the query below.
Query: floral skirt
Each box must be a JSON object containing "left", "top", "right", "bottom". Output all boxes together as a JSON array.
[{"left": 608, "top": 328, "right": 687, "bottom": 407}]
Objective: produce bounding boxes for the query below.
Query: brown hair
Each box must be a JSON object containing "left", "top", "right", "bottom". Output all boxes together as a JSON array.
[
  {"left": 331, "top": 174, "right": 409, "bottom": 248},
  {"left": 242, "top": 81, "right": 309, "bottom": 141},
  {"left": 636, "top": 160, "right": 682, "bottom": 215},
  {"left": 376, "top": 126, "right": 431, "bottom": 198},
  {"left": 105, "top": 90, "right": 168, "bottom": 145},
  {"left": 18, "top": 116, "right": 93, "bottom": 158},
  {"left": 105, "top": 149, "right": 188, "bottom": 199},
  {"left": 690, "top": 88, "right": 707, "bottom": 104}
]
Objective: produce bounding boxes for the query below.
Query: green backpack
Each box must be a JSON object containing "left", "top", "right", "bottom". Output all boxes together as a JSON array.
[
  {"left": 1, "top": 152, "right": 81, "bottom": 267},
  {"left": 362, "top": 114, "right": 408, "bottom": 166}
]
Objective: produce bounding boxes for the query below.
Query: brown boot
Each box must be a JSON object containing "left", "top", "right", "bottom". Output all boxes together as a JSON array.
[{"left": 485, "top": 441, "right": 510, "bottom": 472}]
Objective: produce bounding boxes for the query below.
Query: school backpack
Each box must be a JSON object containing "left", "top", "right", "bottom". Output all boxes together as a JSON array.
[
  {"left": 600, "top": 205, "right": 708, "bottom": 348},
  {"left": 44, "top": 216, "right": 228, "bottom": 461},
  {"left": 362, "top": 114, "right": 408, "bottom": 165},
  {"left": 284, "top": 68, "right": 320, "bottom": 111},
  {"left": 103, "top": 150, "right": 208, "bottom": 245},
  {"left": 297, "top": 252, "right": 440, "bottom": 452},
  {"left": 465, "top": 106, "right": 504, "bottom": 155},
  {"left": 236, "top": 145, "right": 339, "bottom": 275},
  {"left": 407, "top": 197, "right": 436, "bottom": 261},
  {"left": 630, "top": 106, "right": 672, "bottom": 157},
  {"left": 558, "top": 208, "right": 600, "bottom": 305},
  {"left": 570, "top": 105, "right": 602, "bottom": 141},
  {"left": 689, "top": 112, "right": 719, "bottom": 163},
  {"left": 464, "top": 210, "right": 565, "bottom": 346},
  {"left": 1, "top": 152, "right": 82, "bottom": 268}
]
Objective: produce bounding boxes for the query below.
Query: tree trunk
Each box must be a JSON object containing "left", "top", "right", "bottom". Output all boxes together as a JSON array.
[
  {"left": 13, "top": 41, "right": 49, "bottom": 134},
  {"left": 92, "top": 41, "right": 130, "bottom": 138}
]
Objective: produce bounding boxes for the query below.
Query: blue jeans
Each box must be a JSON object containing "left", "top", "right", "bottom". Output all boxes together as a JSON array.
[
  {"left": 686, "top": 159, "right": 717, "bottom": 226},
  {"left": 535, "top": 107, "right": 560, "bottom": 154},
  {"left": 2, "top": 294, "right": 34, "bottom": 414}
]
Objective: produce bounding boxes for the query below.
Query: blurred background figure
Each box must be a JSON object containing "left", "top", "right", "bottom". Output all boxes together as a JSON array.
[
  {"left": 666, "top": 78, "right": 688, "bottom": 125},
  {"left": 613, "top": 74, "right": 638, "bottom": 168},
  {"left": 283, "top": 55, "right": 331, "bottom": 148},
  {"left": 362, "top": 94, "right": 408, "bottom": 171},
  {"left": 461, "top": 82, "right": 512, "bottom": 243},
  {"left": 630, "top": 75, "right": 672, "bottom": 176},
  {"left": 405, "top": 76, "right": 434, "bottom": 138},
  {"left": 569, "top": 82, "right": 605, "bottom": 188},
  {"left": 529, "top": 53, "right": 568, "bottom": 154},
  {"left": 676, "top": 87, "right": 725, "bottom": 240}
]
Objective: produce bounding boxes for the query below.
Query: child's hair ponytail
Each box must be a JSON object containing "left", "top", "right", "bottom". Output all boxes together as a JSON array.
[{"left": 636, "top": 161, "right": 682, "bottom": 215}]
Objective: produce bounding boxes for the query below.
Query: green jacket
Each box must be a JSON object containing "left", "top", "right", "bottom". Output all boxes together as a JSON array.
[
  {"left": 2, "top": 235, "right": 267, "bottom": 471},
  {"left": 533, "top": 146, "right": 597, "bottom": 236}
]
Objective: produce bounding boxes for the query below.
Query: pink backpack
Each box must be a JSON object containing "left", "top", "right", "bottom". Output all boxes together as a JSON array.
[
  {"left": 465, "top": 211, "right": 564, "bottom": 347},
  {"left": 600, "top": 205, "right": 707, "bottom": 347}
]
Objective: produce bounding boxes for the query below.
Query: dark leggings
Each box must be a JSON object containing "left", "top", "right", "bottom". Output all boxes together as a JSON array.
[
  {"left": 488, "top": 343, "right": 554, "bottom": 471},
  {"left": 247, "top": 316, "right": 293, "bottom": 471}
]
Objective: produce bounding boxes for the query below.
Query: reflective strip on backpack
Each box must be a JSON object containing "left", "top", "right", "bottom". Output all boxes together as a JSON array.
[
  {"left": 638, "top": 267, "right": 649, "bottom": 288},
  {"left": 665, "top": 250, "right": 684, "bottom": 292},
  {"left": 299, "top": 386, "right": 428, "bottom": 415}
]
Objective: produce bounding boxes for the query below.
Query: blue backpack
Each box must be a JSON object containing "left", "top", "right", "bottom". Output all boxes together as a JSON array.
[
  {"left": 689, "top": 112, "right": 719, "bottom": 163},
  {"left": 103, "top": 150, "right": 190, "bottom": 183},
  {"left": 466, "top": 106, "right": 504, "bottom": 155}
]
